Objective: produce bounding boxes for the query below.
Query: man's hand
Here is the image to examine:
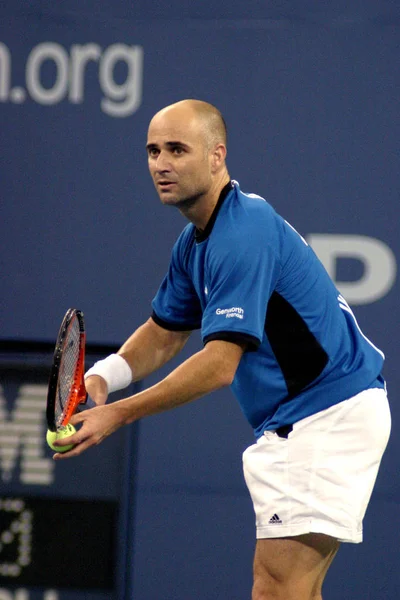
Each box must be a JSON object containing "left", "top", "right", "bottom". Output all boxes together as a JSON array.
[
  {"left": 52, "top": 401, "right": 125, "bottom": 460},
  {"left": 85, "top": 374, "right": 109, "bottom": 406},
  {"left": 52, "top": 373, "right": 117, "bottom": 459}
]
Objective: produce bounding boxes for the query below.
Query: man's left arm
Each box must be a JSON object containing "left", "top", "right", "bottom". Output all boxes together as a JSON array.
[{"left": 53, "top": 340, "right": 245, "bottom": 458}]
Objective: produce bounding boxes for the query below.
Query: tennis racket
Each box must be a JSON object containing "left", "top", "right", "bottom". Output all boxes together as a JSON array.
[{"left": 46, "top": 308, "right": 88, "bottom": 432}]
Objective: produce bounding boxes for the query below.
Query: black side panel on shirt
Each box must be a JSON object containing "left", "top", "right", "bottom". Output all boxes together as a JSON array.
[
  {"left": 265, "top": 292, "right": 329, "bottom": 397},
  {"left": 203, "top": 330, "right": 260, "bottom": 351},
  {"left": 151, "top": 310, "right": 201, "bottom": 331}
]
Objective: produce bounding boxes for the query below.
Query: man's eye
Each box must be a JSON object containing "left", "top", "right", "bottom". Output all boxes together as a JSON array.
[
  {"left": 172, "top": 147, "right": 184, "bottom": 155},
  {"left": 148, "top": 148, "right": 159, "bottom": 157}
]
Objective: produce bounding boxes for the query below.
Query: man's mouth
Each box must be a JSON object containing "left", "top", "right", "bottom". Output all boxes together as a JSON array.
[{"left": 158, "top": 180, "right": 176, "bottom": 189}]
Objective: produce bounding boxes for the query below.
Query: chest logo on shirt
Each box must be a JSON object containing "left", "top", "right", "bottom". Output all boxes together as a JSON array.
[{"left": 215, "top": 307, "right": 244, "bottom": 320}]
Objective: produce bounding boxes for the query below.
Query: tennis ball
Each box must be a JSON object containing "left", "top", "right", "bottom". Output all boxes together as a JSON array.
[{"left": 46, "top": 423, "right": 76, "bottom": 452}]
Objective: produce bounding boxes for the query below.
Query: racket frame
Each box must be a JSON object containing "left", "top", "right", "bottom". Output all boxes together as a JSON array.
[{"left": 46, "top": 308, "right": 87, "bottom": 431}]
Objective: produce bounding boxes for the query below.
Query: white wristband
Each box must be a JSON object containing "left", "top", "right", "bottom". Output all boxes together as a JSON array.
[{"left": 84, "top": 354, "right": 133, "bottom": 394}]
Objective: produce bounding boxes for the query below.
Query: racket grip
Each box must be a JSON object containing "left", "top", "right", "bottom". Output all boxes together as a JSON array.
[
  {"left": 85, "top": 395, "right": 97, "bottom": 409},
  {"left": 78, "top": 395, "right": 97, "bottom": 411}
]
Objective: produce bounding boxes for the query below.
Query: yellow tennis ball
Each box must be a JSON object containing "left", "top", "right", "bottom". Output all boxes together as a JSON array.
[{"left": 46, "top": 423, "right": 76, "bottom": 452}]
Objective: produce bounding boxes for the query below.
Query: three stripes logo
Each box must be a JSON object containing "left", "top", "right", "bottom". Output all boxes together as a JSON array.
[{"left": 268, "top": 513, "right": 282, "bottom": 524}]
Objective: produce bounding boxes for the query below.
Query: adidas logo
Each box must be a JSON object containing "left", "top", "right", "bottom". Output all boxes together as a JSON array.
[{"left": 268, "top": 513, "right": 282, "bottom": 524}]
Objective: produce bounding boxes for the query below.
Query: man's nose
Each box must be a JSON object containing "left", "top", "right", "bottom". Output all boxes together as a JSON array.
[{"left": 155, "top": 151, "right": 171, "bottom": 172}]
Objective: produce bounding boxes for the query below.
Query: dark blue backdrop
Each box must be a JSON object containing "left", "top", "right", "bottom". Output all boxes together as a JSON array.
[{"left": 1, "top": 2, "right": 399, "bottom": 598}]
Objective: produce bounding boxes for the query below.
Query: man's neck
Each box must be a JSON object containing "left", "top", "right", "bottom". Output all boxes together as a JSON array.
[{"left": 179, "top": 172, "right": 231, "bottom": 230}]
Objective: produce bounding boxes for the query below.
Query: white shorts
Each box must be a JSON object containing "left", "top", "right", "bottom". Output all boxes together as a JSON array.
[{"left": 242, "top": 387, "right": 391, "bottom": 543}]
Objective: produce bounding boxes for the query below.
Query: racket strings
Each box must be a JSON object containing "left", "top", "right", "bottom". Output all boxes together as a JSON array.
[{"left": 55, "top": 317, "right": 82, "bottom": 427}]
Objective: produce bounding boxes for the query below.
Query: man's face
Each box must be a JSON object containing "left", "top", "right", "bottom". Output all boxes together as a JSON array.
[{"left": 146, "top": 107, "right": 213, "bottom": 207}]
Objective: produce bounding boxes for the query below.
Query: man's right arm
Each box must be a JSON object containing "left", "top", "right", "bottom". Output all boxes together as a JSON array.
[
  {"left": 118, "top": 316, "right": 192, "bottom": 380},
  {"left": 85, "top": 317, "right": 192, "bottom": 404}
]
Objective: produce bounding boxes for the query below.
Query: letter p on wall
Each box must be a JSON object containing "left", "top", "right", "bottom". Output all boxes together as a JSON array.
[{"left": 307, "top": 234, "right": 397, "bottom": 305}]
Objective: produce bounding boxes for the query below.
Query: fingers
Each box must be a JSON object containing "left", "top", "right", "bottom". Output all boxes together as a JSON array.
[
  {"left": 50, "top": 403, "right": 119, "bottom": 460},
  {"left": 52, "top": 424, "right": 99, "bottom": 460},
  {"left": 53, "top": 436, "right": 93, "bottom": 460},
  {"left": 69, "top": 412, "right": 86, "bottom": 427},
  {"left": 51, "top": 421, "right": 90, "bottom": 460}
]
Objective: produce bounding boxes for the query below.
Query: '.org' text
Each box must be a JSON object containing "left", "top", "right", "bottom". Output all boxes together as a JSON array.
[{"left": 0, "top": 41, "right": 143, "bottom": 117}]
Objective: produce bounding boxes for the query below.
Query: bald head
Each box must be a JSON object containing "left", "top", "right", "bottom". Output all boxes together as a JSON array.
[
  {"left": 151, "top": 99, "right": 227, "bottom": 150},
  {"left": 147, "top": 99, "right": 230, "bottom": 219}
]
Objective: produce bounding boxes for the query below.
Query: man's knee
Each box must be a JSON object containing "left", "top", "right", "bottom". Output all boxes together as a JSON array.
[
  {"left": 252, "top": 574, "right": 321, "bottom": 600},
  {"left": 252, "top": 577, "right": 323, "bottom": 600},
  {"left": 252, "top": 554, "right": 292, "bottom": 600},
  {"left": 251, "top": 534, "right": 338, "bottom": 600},
  {"left": 251, "top": 574, "right": 282, "bottom": 600}
]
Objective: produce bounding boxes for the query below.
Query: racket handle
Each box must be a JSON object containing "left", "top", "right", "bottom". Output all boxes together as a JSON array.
[{"left": 78, "top": 395, "right": 97, "bottom": 411}]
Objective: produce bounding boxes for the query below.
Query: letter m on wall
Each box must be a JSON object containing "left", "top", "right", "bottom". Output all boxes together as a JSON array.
[{"left": 0, "top": 385, "right": 54, "bottom": 485}]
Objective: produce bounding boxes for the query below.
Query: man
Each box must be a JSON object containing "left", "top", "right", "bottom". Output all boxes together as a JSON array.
[{"left": 54, "top": 100, "right": 391, "bottom": 600}]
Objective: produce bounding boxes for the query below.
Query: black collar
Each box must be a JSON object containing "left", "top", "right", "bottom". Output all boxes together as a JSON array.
[{"left": 195, "top": 181, "right": 234, "bottom": 243}]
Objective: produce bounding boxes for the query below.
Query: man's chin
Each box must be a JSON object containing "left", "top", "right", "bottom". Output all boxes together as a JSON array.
[
  {"left": 159, "top": 192, "right": 180, "bottom": 206},
  {"left": 159, "top": 192, "right": 202, "bottom": 210}
]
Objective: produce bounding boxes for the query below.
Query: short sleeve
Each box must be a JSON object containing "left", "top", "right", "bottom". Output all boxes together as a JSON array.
[
  {"left": 202, "top": 230, "right": 281, "bottom": 347},
  {"left": 152, "top": 236, "right": 202, "bottom": 331}
]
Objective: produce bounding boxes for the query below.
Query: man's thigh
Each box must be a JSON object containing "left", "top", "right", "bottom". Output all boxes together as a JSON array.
[{"left": 252, "top": 533, "right": 340, "bottom": 599}]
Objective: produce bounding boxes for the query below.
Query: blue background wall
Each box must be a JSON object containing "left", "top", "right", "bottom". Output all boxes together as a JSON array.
[{"left": 1, "top": 1, "right": 399, "bottom": 598}]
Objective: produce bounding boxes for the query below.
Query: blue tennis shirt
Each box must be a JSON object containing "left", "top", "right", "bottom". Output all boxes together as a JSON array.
[{"left": 152, "top": 181, "right": 385, "bottom": 437}]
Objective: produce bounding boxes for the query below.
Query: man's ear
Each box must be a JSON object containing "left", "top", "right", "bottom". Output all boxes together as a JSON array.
[{"left": 211, "top": 143, "right": 227, "bottom": 172}]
